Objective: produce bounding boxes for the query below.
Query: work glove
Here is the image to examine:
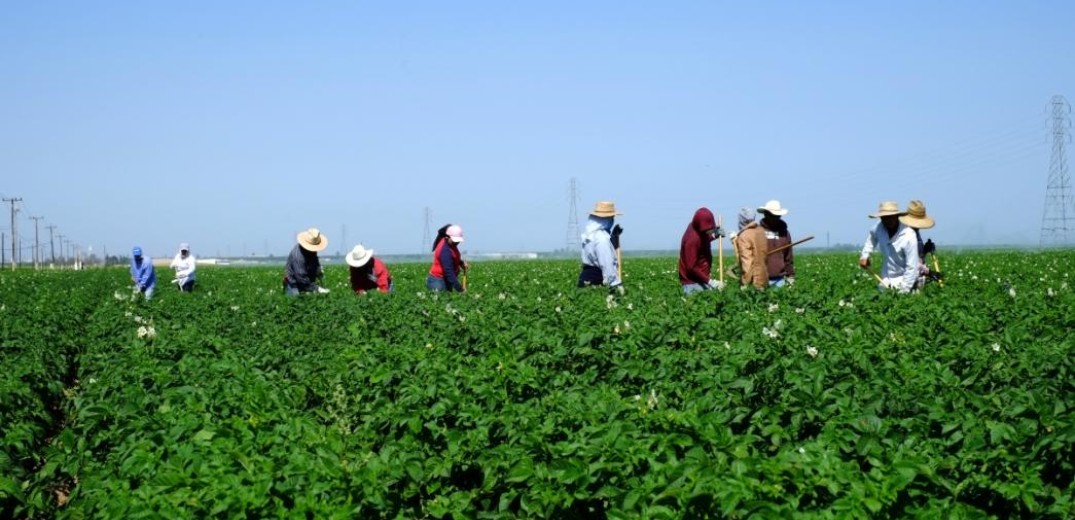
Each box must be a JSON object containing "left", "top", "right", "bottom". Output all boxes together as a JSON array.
[
  {"left": 923, "top": 241, "right": 936, "bottom": 255},
  {"left": 711, "top": 226, "right": 726, "bottom": 239},
  {"left": 610, "top": 225, "right": 624, "bottom": 249},
  {"left": 707, "top": 279, "right": 725, "bottom": 291},
  {"left": 367, "top": 273, "right": 379, "bottom": 283},
  {"left": 317, "top": 286, "right": 330, "bottom": 294}
]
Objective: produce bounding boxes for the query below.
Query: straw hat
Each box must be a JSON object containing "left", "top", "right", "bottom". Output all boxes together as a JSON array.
[
  {"left": 590, "top": 201, "right": 622, "bottom": 217},
  {"left": 869, "top": 201, "right": 906, "bottom": 218},
  {"left": 296, "top": 228, "right": 329, "bottom": 252},
  {"left": 345, "top": 244, "right": 374, "bottom": 268},
  {"left": 757, "top": 200, "right": 788, "bottom": 216},
  {"left": 899, "top": 200, "right": 934, "bottom": 229},
  {"left": 446, "top": 225, "right": 465, "bottom": 244}
]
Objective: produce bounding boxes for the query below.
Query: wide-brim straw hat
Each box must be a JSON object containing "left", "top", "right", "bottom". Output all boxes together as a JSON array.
[
  {"left": 899, "top": 200, "right": 935, "bottom": 229},
  {"left": 345, "top": 244, "right": 374, "bottom": 267},
  {"left": 869, "top": 201, "right": 906, "bottom": 218},
  {"left": 590, "top": 201, "right": 622, "bottom": 217},
  {"left": 757, "top": 200, "right": 788, "bottom": 216},
  {"left": 297, "top": 227, "right": 329, "bottom": 252}
]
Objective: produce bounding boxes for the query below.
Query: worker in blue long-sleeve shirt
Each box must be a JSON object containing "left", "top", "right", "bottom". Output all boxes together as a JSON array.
[
  {"left": 427, "top": 224, "right": 467, "bottom": 292},
  {"left": 130, "top": 246, "right": 157, "bottom": 300}
]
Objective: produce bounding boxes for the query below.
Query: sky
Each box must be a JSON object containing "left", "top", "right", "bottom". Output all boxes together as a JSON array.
[{"left": 1, "top": 1, "right": 1073, "bottom": 259}]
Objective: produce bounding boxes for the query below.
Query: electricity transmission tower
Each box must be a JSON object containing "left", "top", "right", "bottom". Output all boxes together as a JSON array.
[
  {"left": 565, "top": 178, "right": 581, "bottom": 250},
  {"left": 422, "top": 207, "right": 432, "bottom": 253},
  {"left": 1040, "top": 95, "right": 1072, "bottom": 247},
  {"left": 3, "top": 197, "right": 21, "bottom": 270},
  {"left": 46, "top": 224, "right": 57, "bottom": 263}
]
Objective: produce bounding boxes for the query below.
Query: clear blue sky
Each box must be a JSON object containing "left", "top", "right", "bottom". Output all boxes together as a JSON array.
[{"left": 1, "top": 1, "right": 1072, "bottom": 258}]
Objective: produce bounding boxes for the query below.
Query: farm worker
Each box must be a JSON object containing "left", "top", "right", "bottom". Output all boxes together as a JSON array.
[
  {"left": 899, "top": 200, "right": 941, "bottom": 287},
  {"left": 859, "top": 201, "right": 920, "bottom": 293},
  {"left": 577, "top": 201, "right": 624, "bottom": 293},
  {"left": 758, "top": 200, "right": 795, "bottom": 287},
  {"left": 678, "top": 207, "right": 726, "bottom": 294},
  {"left": 169, "top": 243, "right": 196, "bottom": 292},
  {"left": 347, "top": 244, "right": 392, "bottom": 294},
  {"left": 731, "top": 207, "right": 769, "bottom": 289},
  {"left": 129, "top": 246, "right": 156, "bottom": 300},
  {"left": 427, "top": 224, "right": 467, "bottom": 292},
  {"left": 284, "top": 228, "right": 329, "bottom": 295}
]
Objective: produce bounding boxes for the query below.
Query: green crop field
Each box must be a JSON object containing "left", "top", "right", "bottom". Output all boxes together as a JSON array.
[{"left": 2, "top": 252, "right": 1074, "bottom": 518}]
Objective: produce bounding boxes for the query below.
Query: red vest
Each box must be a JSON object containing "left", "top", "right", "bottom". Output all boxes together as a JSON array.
[{"left": 429, "top": 240, "right": 461, "bottom": 279}]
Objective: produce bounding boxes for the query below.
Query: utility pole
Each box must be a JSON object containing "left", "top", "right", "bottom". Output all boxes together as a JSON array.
[
  {"left": 1041, "top": 95, "right": 1072, "bottom": 247},
  {"left": 1, "top": 232, "right": 4, "bottom": 268},
  {"left": 57, "top": 234, "right": 66, "bottom": 264},
  {"left": 566, "top": 178, "right": 581, "bottom": 251},
  {"left": 45, "top": 225, "right": 57, "bottom": 264},
  {"left": 422, "top": 207, "right": 432, "bottom": 253},
  {"left": 29, "top": 216, "right": 43, "bottom": 269},
  {"left": 2, "top": 197, "right": 21, "bottom": 270}
]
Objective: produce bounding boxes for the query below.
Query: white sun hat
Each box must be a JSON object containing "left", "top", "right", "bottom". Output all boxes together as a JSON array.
[
  {"left": 345, "top": 244, "right": 374, "bottom": 268},
  {"left": 757, "top": 200, "right": 789, "bottom": 216}
]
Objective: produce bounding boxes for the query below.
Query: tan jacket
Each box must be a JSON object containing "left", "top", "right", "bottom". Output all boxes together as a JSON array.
[{"left": 732, "top": 223, "right": 769, "bottom": 289}]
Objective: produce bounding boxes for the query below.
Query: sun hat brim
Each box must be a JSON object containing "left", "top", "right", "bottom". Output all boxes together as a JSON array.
[
  {"left": 757, "top": 207, "right": 788, "bottom": 216},
  {"left": 899, "top": 214, "right": 935, "bottom": 229},
  {"left": 345, "top": 250, "right": 373, "bottom": 268},
  {"left": 590, "top": 210, "right": 623, "bottom": 217},
  {"left": 449, "top": 236, "right": 465, "bottom": 244},
  {"left": 297, "top": 231, "right": 329, "bottom": 252},
  {"left": 869, "top": 210, "right": 906, "bottom": 218}
]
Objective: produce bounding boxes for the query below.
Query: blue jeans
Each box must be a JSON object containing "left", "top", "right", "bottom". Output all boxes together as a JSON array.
[
  {"left": 768, "top": 276, "right": 785, "bottom": 288},
  {"left": 682, "top": 283, "right": 707, "bottom": 295},
  {"left": 426, "top": 275, "right": 448, "bottom": 292}
]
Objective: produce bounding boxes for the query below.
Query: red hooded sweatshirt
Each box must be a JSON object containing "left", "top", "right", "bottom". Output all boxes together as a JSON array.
[{"left": 679, "top": 208, "right": 717, "bottom": 285}]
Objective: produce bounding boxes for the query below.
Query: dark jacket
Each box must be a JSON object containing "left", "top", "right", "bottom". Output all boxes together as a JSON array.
[
  {"left": 350, "top": 258, "right": 392, "bottom": 294},
  {"left": 760, "top": 217, "right": 794, "bottom": 278},
  {"left": 678, "top": 208, "right": 717, "bottom": 285},
  {"left": 284, "top": 244, "right": 322, "bottom": 291}
]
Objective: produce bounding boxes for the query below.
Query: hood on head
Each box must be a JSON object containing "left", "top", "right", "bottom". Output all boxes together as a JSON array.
[{"left": 691, "top": 208, "right": 716, "bottom": 233}]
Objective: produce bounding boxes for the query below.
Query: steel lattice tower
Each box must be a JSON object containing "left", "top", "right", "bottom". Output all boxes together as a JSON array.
[
  {"left": 1041, "top": 95, "right": 1072, "bottom": 247},
  {"left": 566, "top": 178, "right": 581, "bottom": 250}
]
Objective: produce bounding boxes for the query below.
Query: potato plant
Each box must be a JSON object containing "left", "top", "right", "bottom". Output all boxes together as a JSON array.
[{"left": 1, "top": 252, "right": 1074, "bottom": 518}]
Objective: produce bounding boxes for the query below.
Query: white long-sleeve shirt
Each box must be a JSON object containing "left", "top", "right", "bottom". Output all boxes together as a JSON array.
[
  {"left": 581, "top": 219, "right": 621, "bottom": 287},
  {"left": 860, "top": 222, "right": 919, "bottom": 293},
  {"left": 170, "top": 253, "right": 197, "bottom": 285}
]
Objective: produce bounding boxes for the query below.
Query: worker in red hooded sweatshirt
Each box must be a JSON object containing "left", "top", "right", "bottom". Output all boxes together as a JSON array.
[{"left": 678, "top": 207, "right": 726, "bottom": 295}]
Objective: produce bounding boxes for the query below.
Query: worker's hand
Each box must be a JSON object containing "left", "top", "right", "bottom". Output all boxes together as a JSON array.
[
  {"left": 707, "top": 279, "right": 725, "bottom": 291},
  {"left": 610, "top": 225, "right": 624, "bottom": 249},
  {"left": 923, "top": 241, "right": 936, "bottom": 255},
  {"left": 317, "top": 286, "right": 330, "bottom": 294},
  {"left": 859, "top": 258, "right": 870, "bottom": 269},
  {"left": 712, "top": 226, "right": 726, "bottom": 239}
]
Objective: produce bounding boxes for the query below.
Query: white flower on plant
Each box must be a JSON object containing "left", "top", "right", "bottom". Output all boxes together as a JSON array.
[
  {"left": 555, "top": 306, "right": 562, "bottom": 313},
  {"left": 646, "top": 389, "right": 659, "bottom": 410},
  {"left": 498, "top": 293, "right": 506, "bottom": 300},
  {"left": 627, "top": 303, "right": 634, "bottom": 310},
  {"left": 1008, "top": 287, "right": 1016, "bottom": 298},
  {"left": 768, "top": 303, "right": 779, "bottom": 313},
  {"left": 137, "top": 325, "right": 156, "bottom": 339},
  {"left": 798, "top": 447, "right": 806, "bottom": 454},
  {"left": 991, "top": 343, "right": 1001, "bottom": 352},
  {"left": 1047, "top": 288, "right": 1055, "bottom": 297},
  {"left": 230, "top": 305, "right": 240, "bottom": 311},
  {"left": 838, "top": 299, "right": 846, "bottom": 307},
  {"left": 795, "top": 307, "right": 805, "bottom": 314},
  {"left": 623, "top": 320, "right": 631, "bottom": 331},
  {"left": 724, "top": 341, "right": 731, "bottom": 350},
  {"left": 806, "top": 346, "right": 819, "bottom": 358}
]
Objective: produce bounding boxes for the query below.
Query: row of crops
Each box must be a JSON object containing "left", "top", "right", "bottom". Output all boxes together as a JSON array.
[{"left": 2, "top": 252, "right": 1074, "bottom": 517}]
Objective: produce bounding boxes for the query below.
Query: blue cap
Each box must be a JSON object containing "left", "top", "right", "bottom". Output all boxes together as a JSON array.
[{"left": 132, "top": 246, "right": 143, "bottom": 257}]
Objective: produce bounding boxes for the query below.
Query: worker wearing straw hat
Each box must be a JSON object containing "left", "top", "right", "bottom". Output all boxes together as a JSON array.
[
  {"left": 859, "top": 201, "right": 920, "bottom": 293},
  {"left": 284, "top": 228, "right": 329, "bottom": 295},
  {"left": 731, "top": 208, "right": 770, "bottom": 289},
  {"left": 428, "top": 224, "right": 467, "bottom": 292},
  {"left": 347, "top": 244, "right": 393, "bottom": 294},
  {"left": 900, "top": 200, "right": 942, "bottom": 287},
  {"left": 678, "top": 207, "right": 726, "bottom": 294},
  {"left": 577, "top": 201, "right": 624, "bottom": 292},
  {"left": 757, "top": 200, "right": 796, "bottom": 287},
  {"left": 169, "top": 243, "right": 197, "bottom": 292}
]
